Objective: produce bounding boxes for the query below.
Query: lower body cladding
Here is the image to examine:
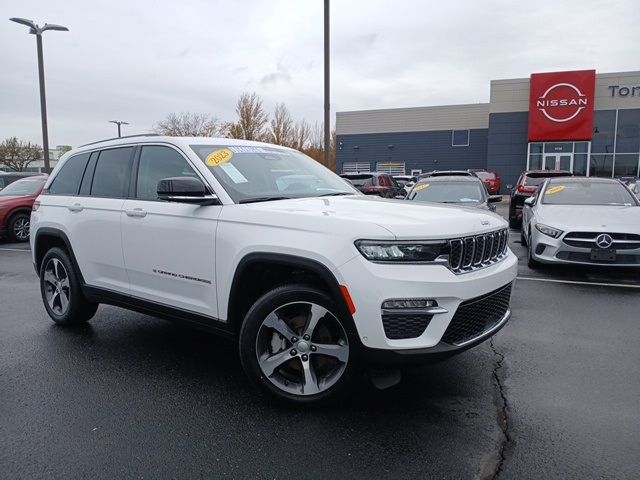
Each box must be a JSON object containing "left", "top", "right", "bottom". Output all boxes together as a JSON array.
[
  {"left": 336, "top": 251, "right": 519, "bottom": 364},
  {"left": 530, "top": 231, "right": 640, "bottom": 267}
]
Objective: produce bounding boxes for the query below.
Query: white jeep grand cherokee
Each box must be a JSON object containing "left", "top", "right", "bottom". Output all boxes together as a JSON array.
[{"left": 31, "top": 135, "right": 517, "bottom": 406}]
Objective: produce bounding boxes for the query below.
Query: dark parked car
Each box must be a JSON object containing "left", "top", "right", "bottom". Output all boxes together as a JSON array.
[
  {"left": 508, "top": 170, "right": 572, "bottom": 228},
  {"left": 0, "top": 171, "right": 41, "bottom": 191},
  {"left": 418, "top": 170, "right": 477, "bottom": 180},
  {"left": 469, "top": 169, "right": 501, "bottom": 194},
  {"left": 405, "top": 176, "right": 502, "bottom": 211},
  {"left": 0, "top": 175, "right": 47, "bottom": 242},
  {"left": 340, "top": 172, "right": 401, "bottom": 198}
]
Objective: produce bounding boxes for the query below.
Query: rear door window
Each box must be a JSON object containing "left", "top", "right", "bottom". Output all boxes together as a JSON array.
[
  {"left": 345, "top": 175, "right": 374, "bottom": 187},
  {"left": 48, "top": 153, "right": 90, "bottom": 195},
  {"left": 90, "top": 147, "right": 134, "bottom": 198}
]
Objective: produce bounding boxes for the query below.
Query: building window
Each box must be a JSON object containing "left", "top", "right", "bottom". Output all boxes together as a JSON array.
[
  {"left": 342, "top": 162, "right": 370, "bottom": 174},
  {"left": 616, "top": 109, "right": 640, "bottom": 154},
  {"left": 452, "top": 129, "right": 470, "bottom": 147},
  {"left": 376, "top": 162, "right": 405, "bottom": 175},
  {"left": 589, "top": 155, "right": 614, "bottom": 178},
  {"left": 591, "top": 110, "right": 616, "bottom": 153},
  {"left": 613, "top": 154, "right": 640, "bottom": 177}
]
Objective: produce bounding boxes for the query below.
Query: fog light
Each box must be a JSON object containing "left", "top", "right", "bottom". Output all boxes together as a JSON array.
[{"left": 382, "top": 299, "right": 435, "bottom": 309}]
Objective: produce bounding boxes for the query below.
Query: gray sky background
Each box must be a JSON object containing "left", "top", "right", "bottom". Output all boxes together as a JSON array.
[{"left": 1, "top": 0, "right": 638, "bottom": 147}]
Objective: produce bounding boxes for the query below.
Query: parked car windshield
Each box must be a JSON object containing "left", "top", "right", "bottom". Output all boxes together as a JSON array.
[
  {"left": 475, "top": 171, "right": 495, "bottom": 181},
  {"left": 341, "top": 174, "right": 374, "bottom": 187},
  {"left": 407, "top": 181, "right": 484, "bottom": 204},
  {"left": 542, "top": 181, "right": 638, "bottom": 206},
  {"left": 0, "top": 177, "right": 46, "bottom": 196},
  {"left": 190, "top": 145, "right": 358, "bottom": 203}
]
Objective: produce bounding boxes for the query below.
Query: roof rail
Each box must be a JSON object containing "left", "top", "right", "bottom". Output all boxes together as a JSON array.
[{"left": 79, "top": 133, "right": 161, "bottom": 148}]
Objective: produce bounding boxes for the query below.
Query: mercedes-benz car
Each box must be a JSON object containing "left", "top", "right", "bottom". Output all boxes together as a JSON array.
[{"left": 521, "top": 177, "right": 640, "bottom": 268}]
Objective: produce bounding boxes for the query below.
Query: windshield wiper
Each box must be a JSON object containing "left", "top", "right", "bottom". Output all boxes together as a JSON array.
[
  {"left": 239, "top": 196, "right": 292, "bottom": 204},
  {"left": 318, "top": 192, "right": 354, "bottom": 197}
]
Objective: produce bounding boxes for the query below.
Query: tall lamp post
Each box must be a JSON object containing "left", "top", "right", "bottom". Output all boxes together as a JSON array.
[
  {"left": 9, "top": 17, "right": 68, "bottom": 174},
  {"left": 323, "top": 0, "right": 330, "bottom": 168},
  {"left": 109, "top": 120, "right": 129, "bottom": 138}
]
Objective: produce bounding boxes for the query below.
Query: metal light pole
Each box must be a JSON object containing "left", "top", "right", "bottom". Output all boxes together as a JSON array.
[
  {"left": 323, "top": 0, "right": 330, "bottom": 168},
  {"left": 10, "top": 18, "right": 68, "bottom": 174},
  {"left": 109, "top": 120, "right": 129, "bottom": 138}
]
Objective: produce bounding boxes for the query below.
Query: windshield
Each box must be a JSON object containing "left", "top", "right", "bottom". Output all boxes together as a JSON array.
[
  {"left": 0, "top": 178, "right": 46, "bottom": 196},
  {"left": 542, "top": 181, "right": 638, "bottom": 206},
  {"left": 407, "top": 181, "right": 484, "bottom": 204},
  {"left": 342, "top": 174, "right": 374, "bottom": 187},
  {"left": 476, "top": 172, "right": 495, "bottom": 181},
  {"left": 190, "top": 145, "right": 358, "bottom": 203}
]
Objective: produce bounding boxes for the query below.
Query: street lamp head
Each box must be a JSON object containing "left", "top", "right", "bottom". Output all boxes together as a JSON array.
[
  {"left": 9, "top": 17, "right": 37, "bottom": 33},
  {"left": 9, "top": 17, "right": 68, "bottom": 34},
  {"left": 41, "top": 23, "right": 69, "bottom": 33}
]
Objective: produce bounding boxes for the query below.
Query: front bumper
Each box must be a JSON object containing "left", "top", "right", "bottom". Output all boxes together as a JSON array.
[
  {"left": 530, "top": 230, "right": 640, "bottom": 267},
  {"left": 336, "top": 250, "right": 518, "bottom": 352}
]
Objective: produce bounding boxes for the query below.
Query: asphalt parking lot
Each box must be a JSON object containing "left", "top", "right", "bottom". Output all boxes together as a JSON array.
[{"left": 1, "top": 204, "right": 639, "bottom": 479}]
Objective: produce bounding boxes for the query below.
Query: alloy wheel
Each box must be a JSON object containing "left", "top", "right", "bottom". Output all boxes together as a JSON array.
[
  {"left": 43, "top": 258, "right": 71, "bottom": 316},
  {"left": 255, "top": 301, "right": 349, "bottom": 396},
  {"left": 13, "top": 217, "right": 30, "bottom": 240}
]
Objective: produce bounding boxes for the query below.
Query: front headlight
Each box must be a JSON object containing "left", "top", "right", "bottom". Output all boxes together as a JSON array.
[
  {"left": 355, "top": 240, "right": 448, "bottom": 262},
  {"left": 535, "top": 223, "right": 563, "bottom": 239}
]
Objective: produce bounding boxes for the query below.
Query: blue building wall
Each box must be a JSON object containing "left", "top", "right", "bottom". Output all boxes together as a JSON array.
[
  {"left": 486, "top": 112, "right": 529, "bottom": 191},
  {"left": 336, "top": 129, "right": 489, "bottom": 175}
]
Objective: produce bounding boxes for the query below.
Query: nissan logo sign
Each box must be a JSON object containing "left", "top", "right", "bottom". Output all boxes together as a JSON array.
[
  {"left": 595, "top": 233, "right": 613, "bottom": 249},
  {"left": 536, "top": 83, "right": 588, "bottom": 123}
]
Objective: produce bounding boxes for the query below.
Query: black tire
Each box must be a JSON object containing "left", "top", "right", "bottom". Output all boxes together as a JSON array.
[
  {"left": 239, "top": 284, "right": 357, "bottom": 407},
  {"left": 39, "top": 247, "right": 98, "bottom": 325},
  {"left": 8, "top": 212, "right": 31, "bottom": 242},
  {"left": 508, "top": 214, "right": 520, "bottom": 230},
  {"left": 520, "top": 229, "right": 527, "bottom": 247}
]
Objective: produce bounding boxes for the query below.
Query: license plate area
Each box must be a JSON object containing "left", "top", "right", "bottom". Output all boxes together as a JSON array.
[{"left": 590, "top": 248, "right": 616, "bottom": 262}]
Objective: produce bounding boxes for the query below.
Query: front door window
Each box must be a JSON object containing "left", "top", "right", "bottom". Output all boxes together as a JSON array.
[{"left": 543, "top": 154, "right": 572, "bottom": 171}]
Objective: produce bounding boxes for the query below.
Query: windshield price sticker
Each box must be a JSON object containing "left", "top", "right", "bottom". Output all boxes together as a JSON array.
[
  {"left": 414, "top": 184, "right": 429, "bottom": 192},
  {"left": 206, "top": 148, "right": 234, "bottom": 167},
  {"left": 546, "top": 185, "right": 565, "bottom": 195}
]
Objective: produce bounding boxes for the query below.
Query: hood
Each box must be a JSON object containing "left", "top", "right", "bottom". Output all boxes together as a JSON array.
[
  {"left": 537, "top": 204, "right": 640, "bottom": 233},
  {"left": 241, "top": 195, "right": 506, "bottom": 239}
]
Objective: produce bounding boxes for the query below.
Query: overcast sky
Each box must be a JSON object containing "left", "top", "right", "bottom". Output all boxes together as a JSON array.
[{"left": 1, "top": 0, "right": 638, "bottom": 147}]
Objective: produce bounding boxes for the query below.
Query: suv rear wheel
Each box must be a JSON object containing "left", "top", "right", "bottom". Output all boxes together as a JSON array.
[
  {"left": 239, "top": 284, "right": 356, "bottom": 407},
  {"left": 39, "top": 247, "right": 98, "bottom": 325}
]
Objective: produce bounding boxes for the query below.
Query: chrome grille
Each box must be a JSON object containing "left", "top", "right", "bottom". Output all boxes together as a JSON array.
[{"left": 448, "top": 229, "right": 509, "bottom": 274}]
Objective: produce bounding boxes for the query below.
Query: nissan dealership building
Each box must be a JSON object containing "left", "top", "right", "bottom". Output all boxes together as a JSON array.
[{"left": 335, "top": 70, "right": 640, "bottom": 192}]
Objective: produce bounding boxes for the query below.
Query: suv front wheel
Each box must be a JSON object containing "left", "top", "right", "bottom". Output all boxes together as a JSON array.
[
  {"left": 39, "top": 247, "right": 98, "bottom": 325},
  {"left": 239, "top": 284, "right": 356, "bottom": 407}
]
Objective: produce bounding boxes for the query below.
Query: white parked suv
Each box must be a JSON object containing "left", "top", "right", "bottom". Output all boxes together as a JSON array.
[{"left": 31, "top": 135, "right": 518, "bottom": 406}]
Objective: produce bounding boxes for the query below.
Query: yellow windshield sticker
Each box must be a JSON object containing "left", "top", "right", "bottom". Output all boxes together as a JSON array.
[
  {"left": 546, "top": 185, "right": 565, "bottom": 195},
  {"left": 414, "top": 184, "right": 429, "bottom": 192},
  {"left": 206, "top": 148, "right": 233, "bottom": 167}
]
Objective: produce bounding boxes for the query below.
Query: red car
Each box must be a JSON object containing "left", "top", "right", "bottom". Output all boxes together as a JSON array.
[
  {"left": 0, "top": 175, "right": 47, "bottom": 242},
  {"left": 471, "top": 169, "right": 501, "bottom": 194}
]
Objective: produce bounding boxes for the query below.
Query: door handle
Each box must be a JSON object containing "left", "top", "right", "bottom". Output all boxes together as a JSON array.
[
  {"left": 68, "top": 203, "right": 83, "bottom": 212},
  {"left": 125, "top": 208, "right": 147, "bottom": 218}
]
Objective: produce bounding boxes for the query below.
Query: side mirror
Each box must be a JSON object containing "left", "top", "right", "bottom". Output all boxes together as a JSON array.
[
  {"left": 157, "top": 177, "right": 220, "bottom": 205},
  {"left": 488, "top": 195, "right": 502, "bottom": 203},
  {"left": 524, "top": 197, "right": 535, "bottom": 207}
]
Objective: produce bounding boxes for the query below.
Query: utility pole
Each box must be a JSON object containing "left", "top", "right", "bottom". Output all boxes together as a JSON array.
[
  {"left": 323, "top": 0, "right": 330, "bottom": 168},
  {"left": 10, "top": 17, "right": 68, "bottom": 174},
  {"left": 109, "top": 120, "right": 129, "bottom": 138}
]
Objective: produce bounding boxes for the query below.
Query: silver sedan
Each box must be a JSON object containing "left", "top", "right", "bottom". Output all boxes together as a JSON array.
[{"left": 521, "top": 177, "right": 640, "bottom": 268}]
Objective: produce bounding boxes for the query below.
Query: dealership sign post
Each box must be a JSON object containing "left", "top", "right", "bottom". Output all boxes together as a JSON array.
[{"left": 528, "top": 70, "right": 596, "bottom": 141}]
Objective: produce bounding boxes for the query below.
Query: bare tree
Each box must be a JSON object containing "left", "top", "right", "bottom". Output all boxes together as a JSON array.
[
  {"left": 235, "top": 92, "right": 269, "bottom": 141},
  {"left": 302, "top": 123, "right": 336, "bottom": 170},
  {"left": 0, "top": 137, "right": 42, "bottom": 172},
  {"left": 269, "top": 103, "right": 295, "bottom": 146},
  {"left": 221, "top": 121, "right": 245, "bottom": 139},
  {"left": 290, "top": 119, "right": 311, "bottom": 151},
  {"left": 154, "top": 112, "right": 220, "bottom": 137}
]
